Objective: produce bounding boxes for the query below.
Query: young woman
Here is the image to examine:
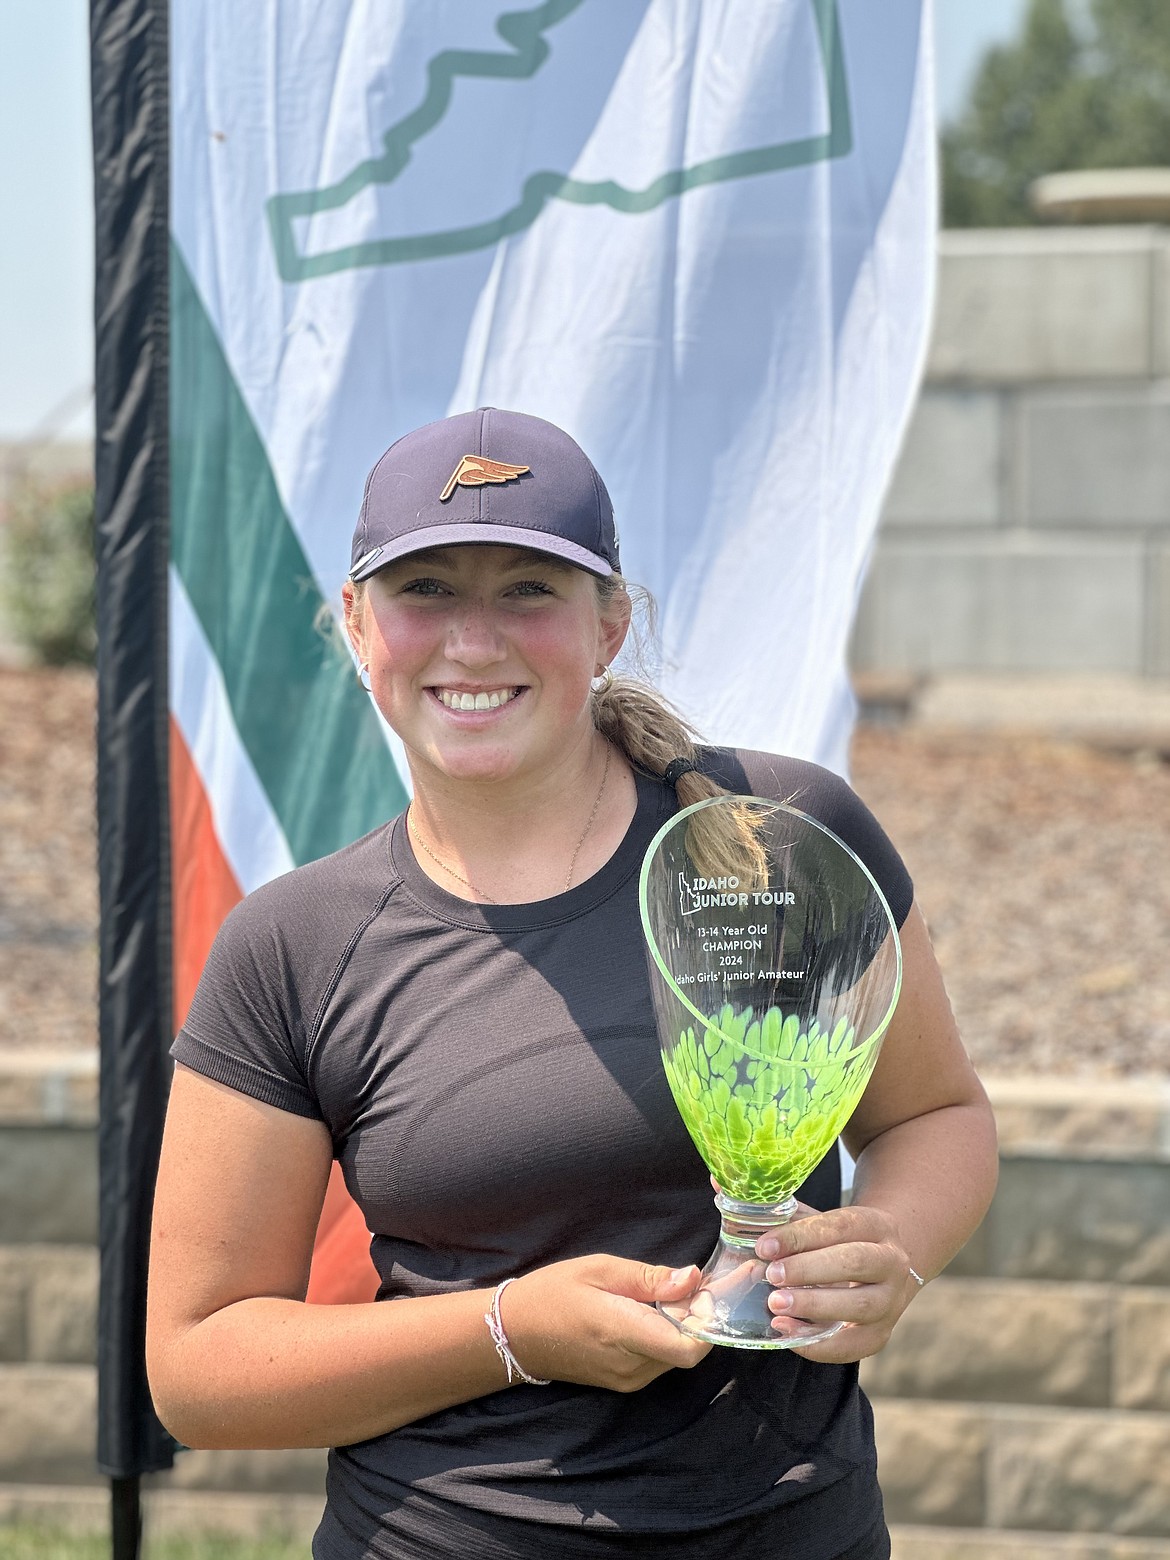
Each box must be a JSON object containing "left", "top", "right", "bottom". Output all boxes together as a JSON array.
[{"left": 147, "top": 408, "right": 997, "bottom": 1560}]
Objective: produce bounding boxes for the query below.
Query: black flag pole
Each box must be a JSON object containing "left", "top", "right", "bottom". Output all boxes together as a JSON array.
[{"left": 91, "top": 0, "right": 177, "bottom": 1553}]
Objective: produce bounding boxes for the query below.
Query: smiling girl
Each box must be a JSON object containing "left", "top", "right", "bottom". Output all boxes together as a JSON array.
[{"left": 147, "top": 408, "right": 997, "bottom": 1560}]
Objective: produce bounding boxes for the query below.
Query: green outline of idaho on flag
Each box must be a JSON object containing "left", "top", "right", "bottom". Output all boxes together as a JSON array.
[{"left": 266, "top": 0, "right": 851, "bottom": 282}]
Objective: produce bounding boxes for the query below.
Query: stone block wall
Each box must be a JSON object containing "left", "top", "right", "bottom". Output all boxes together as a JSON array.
[
  {"left": 853, "top": 227, "right": 1170, "bottom": 680},
  {"left": 2, "top": 1056, "right": 1170, "bottom": 1554},
  {"left": 866, "top": 1077, "right": 1170, "bottom": 1556}
]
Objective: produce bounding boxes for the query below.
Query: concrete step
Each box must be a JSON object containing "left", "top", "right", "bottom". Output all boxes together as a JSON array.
[
  {"left": 4, "top": 1490, "right": 1170, "bottom": 1558},
  {"left": 158, "top": 1445, "right": 327, "bottom": 1497},
  {"left": 874, "top": 1398, "right": 1170, "bottom": 1536},
  {"left": 8, "top": 1256, "right": 1167, "bottom": 1420},
  {"left": 861, "top": 1278, "right": 1170, "bottom": 1412},
  {"left": 947, "top": 1152, "right": 1170, "bottom": 1286},
  {"left": 0, "top": 1365, "right": 326, "bottom": 1492},
  {"left": 0, "top": 1127, "right": 96, "bottom": 1244},
  {"left": 982, "top": 1075, "right": 1170, "bottom": 1160},
  {"left": 4, "top": 1061, "right": 1169, "bottom": 1271},
  {"left": 891, "top": 1527, "right": 1170, "bottom": 1560},
  {"left": 4, "top": 1365, "right": 1168, "bottom": 1541},
  {"left": 5, "top": 1114, "right": 1168, "bottom": 1267},
  {"left": 0, "top": 1482, "right": 324, "bottom": 1542},
  {"left": 0, "top": 1245, "right": 96, "bottom": 1364},
  {"left": 0, "top": 1366, "right": 96, "bottom": 1485}
]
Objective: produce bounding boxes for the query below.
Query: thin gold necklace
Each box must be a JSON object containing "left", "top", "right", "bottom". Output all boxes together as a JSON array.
[{"left": 407, "top": 745, "right": 612, "bottom": 904}]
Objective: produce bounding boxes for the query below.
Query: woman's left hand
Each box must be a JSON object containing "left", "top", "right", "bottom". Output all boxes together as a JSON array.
[
  {"left": 754, "top": 1202, "right": 922, "bottom": 1363},
  {"left": 740, "top": 901, "right": 998, "bottom": 1368}
]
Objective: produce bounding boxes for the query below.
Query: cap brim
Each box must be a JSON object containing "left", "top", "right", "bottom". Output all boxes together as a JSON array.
[{"left": 350, "top": 523, "right": 614, "bottom": 582}]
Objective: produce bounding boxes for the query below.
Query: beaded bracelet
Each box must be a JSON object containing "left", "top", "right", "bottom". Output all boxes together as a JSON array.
[{"left": 484, "top": 1278, "right": 551, "bottom": 1387}]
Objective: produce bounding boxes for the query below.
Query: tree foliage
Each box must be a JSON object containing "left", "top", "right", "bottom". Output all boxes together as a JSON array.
[{"left": 943, "top": 0, "right": 1170, "bottom": 227}]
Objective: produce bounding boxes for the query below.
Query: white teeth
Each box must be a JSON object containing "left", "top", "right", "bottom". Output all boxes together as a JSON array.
[{"left": 437, "top": 687, "right": 516, "bottom": 710}]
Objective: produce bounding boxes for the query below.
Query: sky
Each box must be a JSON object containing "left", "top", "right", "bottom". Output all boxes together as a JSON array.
[{"left": 0, "top": 0, "right": 1029, "bottom": 443}]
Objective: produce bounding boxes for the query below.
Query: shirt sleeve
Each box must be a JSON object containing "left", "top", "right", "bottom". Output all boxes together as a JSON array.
[
  {"left": 703, "top": 748, "right": 915, "bottom": 930},
  {"left": 170, "top": 889, "right": 323, "bottom": 1121}
]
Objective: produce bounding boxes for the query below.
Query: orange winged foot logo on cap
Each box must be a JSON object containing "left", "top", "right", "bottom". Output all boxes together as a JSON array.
[{"left": 440, "top": 455, "right": 530, "bottom": 502}]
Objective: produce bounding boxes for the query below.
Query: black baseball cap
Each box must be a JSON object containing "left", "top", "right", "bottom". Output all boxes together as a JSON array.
[{"left": 349, "top": 407, "right": 620, "bottom": 582}]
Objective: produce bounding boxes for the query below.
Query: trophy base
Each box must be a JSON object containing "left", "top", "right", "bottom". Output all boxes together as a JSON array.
[{"left": 658, "top": 1193, "right": 845, "bottom": 1350}]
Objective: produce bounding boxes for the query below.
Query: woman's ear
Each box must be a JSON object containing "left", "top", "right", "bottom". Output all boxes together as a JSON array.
[
  {"left": 341, "top": 580, "right": 366, "bottom": 662},
  {"left": 598, "top": 584, "right": 632, "bottom": 668},
  {"left": 341, "top": 577, "right": 372, "bottom": 667}
]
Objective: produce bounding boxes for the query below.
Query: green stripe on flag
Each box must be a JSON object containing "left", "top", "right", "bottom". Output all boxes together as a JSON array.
[{"left": 170, "top": 243, "right": 408, "bottom": 867}]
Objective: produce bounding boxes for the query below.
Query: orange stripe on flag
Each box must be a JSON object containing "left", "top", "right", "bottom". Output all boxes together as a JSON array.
[
  {"left": 169, "top": 717, "right": 244, "bottom": 1033},
  {"left": 168, "top": 717, "right": 379, "bottom": 1304},
  {"left": 305, "top": 1162, "right": 381, "bottom": 1305}
]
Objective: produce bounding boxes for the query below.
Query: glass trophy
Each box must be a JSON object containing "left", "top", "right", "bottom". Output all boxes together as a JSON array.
[{"left": 639, "top": 795, "right": 902, "bottom": 1349}]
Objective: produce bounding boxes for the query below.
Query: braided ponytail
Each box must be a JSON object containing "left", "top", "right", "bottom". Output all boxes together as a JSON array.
[{"left": 593, "top": 578, "right": 767, "bottom": 887}]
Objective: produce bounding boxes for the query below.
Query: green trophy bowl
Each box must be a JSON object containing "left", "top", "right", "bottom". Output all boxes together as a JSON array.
[{"left": 639, "top": 795, "right": 902, "bottom": 1349}]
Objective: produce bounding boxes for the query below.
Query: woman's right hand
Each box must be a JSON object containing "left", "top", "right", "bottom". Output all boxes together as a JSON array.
[{"left": 499, "top": 1255, "right": 712, "bottom": 1391}]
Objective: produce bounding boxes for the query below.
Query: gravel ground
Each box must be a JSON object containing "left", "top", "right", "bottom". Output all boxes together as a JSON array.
[
  {"left": 1, "top": 667, "right": 1167, "bottom": 1077},
  {"left": 851, "top": 725, "right": 1170, "bottom": 1079},
  {"left": 0, "top": 667, "right": 99, "bottom": 1055}
]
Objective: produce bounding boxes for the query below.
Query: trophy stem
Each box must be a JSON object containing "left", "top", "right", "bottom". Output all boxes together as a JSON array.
[{"left": 658, "top": 1191, "right": 845, "bottom": 1350}]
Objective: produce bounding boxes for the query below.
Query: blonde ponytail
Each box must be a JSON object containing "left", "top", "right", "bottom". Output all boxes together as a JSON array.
[{"left": 592, "top": 573, "right": 767, "bottom": 885}]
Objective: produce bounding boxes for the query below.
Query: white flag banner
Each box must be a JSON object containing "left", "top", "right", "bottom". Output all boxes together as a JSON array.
[{"left": 170, "top": 0, "right": 934, "bottom": 881}]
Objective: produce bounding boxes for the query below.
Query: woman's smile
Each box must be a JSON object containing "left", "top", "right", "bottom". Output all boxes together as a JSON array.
[
  {"left": 428, "top": 684, "right": 526, "bottom": 714},
  {"left": 347, "top": 543, "right": 628, "bottom": 787}
]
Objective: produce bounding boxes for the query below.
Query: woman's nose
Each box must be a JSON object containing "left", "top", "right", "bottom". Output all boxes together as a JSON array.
[{"left": 445, "top": 605, "right": 507, "bottom": 665}]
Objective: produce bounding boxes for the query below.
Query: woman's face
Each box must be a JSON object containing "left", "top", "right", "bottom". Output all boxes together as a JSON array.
[{"left": 344, "top": 544, "right": 629, "bottom": 787}]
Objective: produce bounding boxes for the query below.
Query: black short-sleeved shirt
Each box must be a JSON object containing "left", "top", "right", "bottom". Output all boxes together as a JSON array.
[{"left": 172, "top": 750, "right": 913, "bottom": 1560}]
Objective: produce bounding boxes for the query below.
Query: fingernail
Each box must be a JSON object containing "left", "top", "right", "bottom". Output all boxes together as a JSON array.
[
  {"left": 758, "top": 1236, "right": 780, "bottom": 1259},
  {"left": 670, "top": 1267, "right": 694, "bottom": 1285},
  {"left": 766, "top": 1261, "right": 786, "bottom": 1285},
  {"left": 769, "top": 1288, "right": 794, "bottom": 1313}
]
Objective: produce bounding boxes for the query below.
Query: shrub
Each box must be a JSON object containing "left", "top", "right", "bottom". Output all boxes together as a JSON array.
[{"left": 1, "top": 477, "right": 97, "bottom": 665}]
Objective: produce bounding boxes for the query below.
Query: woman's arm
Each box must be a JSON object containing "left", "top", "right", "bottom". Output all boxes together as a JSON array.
[
  {"left": 147, "top": 1065, "right": 707, "bottom": 1450},
  {"left": 752, "top": 900, "right": 998, "bottom": 1361}
]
